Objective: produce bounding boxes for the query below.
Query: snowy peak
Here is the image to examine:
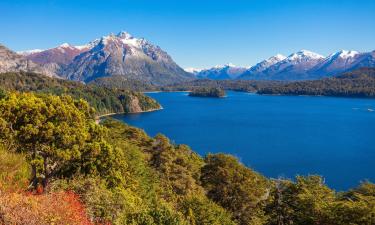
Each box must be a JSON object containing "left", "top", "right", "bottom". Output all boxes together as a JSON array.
[
  {"left": 116, "top": 31, "right": 133, "bottom": 39},
  {"left": 185, "top": 67, "right": 203, "bottom": 74},
  {"left": 17, "top": 49, "right": 44, "bottom": 56},
  {"left": 328, "top": 50, "right": 359, "bottom": 59},
  {"left": 58, "top": 43, "right": 73, "bottom": 48},
  {"left": 97, "top": 31, "right": 143, "bottom": 49},
  {"left": 264, "top": 54, "right": 286, "bottom": 64},
  {"left": 272, "top": 54, "right": 287, "bottom": 61},
  {"left": 287, "top": 50, "right": 324, "bottom": 60}
]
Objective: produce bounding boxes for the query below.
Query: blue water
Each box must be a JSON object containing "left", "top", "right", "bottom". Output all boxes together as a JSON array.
[{"left": 112, "top": 91, "right": 375, "bottom": 190}]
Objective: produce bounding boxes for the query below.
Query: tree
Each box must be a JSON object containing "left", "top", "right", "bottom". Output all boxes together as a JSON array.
[
  {"left": 329, "top": 182, "right": 375, "bottom": 225},
  {"left": 0, "top": 92, "right": 123, "bottom": 190},
  {"left": 266, "top": 176, "right": 335, "bottom": 225},
  {"left": 201, "top": 153, "right": 270, "bottom": 225},
  {"left": 180, "top": 196, "right": 236, "bottom": 225},
  {"left": 0, "top": 88, "right": 6, "bottom": 99}
]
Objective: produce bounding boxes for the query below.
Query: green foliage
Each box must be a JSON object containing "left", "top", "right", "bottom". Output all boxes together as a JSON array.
[
  {"left": 0, "top": 144, "right": 30, "bottom": 191},
  {"left": 162, "top": 79, "right": 283, "bottom": 92},
  {"left": 90, "top": 75, "right": 159, "bottom": 92},
  {"left": 1, "top": 91, "right": 375, "bottom": 225},
  {"left": 0, "top": 71, "right": 160, "bottom": 115},
  {"left": 151, "top": 134, "right": 205, "bottom": 198},
  {"left": 329, "top": 182, "right": 375, "bottom": 225},
  {"left": 189, "top": 87, "right": 226, "bottom": 97},
  {"left": 180, "top": 196, "right": 236, "bottom": 225},
  {"left": 266, "top": 176, "right": 335, "bottom": 225},
  {"left": 258, "top": 67, "right": 375, "bottom": 98},
  {"left": 0, "top": 88, "right": 6, "bottom": 99},
  {"left": 201, "top": 153, "right": 270, "bottom": 225},
  {"left": 0, "top": 92, "right": 125, "bottom": 189}
]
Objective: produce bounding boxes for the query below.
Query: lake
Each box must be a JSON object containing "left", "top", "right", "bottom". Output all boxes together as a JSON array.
[{"left": 112, "top": 91, "right": 375, "bottom": 190}]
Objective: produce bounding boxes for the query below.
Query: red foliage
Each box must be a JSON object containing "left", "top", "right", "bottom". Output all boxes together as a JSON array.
[{"left": 0, "top": 190, "right": 94, "bottom": 225}]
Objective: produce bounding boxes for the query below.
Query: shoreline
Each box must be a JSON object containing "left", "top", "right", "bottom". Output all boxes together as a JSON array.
[{"left": 95, "top": 106, "right": 163, "bottom": 124}]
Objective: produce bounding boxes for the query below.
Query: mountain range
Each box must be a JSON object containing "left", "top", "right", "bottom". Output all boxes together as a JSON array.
[
  {"left": 0, "top": 44, "right": 56, "bottom": 77},
  {"left": 1, "top": 31, "right": 374, "bottom": 83},
  {"left": 17, "top": 31, "right": 193, "bottom": 85},
  {"left": 190, "top": 50, "right": 375, "bottom": 80}
]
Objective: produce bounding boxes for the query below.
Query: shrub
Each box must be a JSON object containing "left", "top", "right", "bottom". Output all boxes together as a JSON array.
[{"left": 0, "top": 191, "right": 92, "bottom": 225}]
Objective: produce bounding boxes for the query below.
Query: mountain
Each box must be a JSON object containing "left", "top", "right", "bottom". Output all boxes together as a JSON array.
[
  {"left": 19, "top": 43, "right": 91, "bottom": 65},
  {"left": 20, "top": 31, "right": 193, "bottom": 85},
  {"left": 239, "top": 54, "right": 286, "bottom": 79},
  {"left": 310, "top": 50, "right": 361, "bottom": 77},
  {"left": 0, "top": 44, "right": 56, "bottom": 77},
  {"left": 244, "top": 50, "right": 325, "bottom": 80},
  {"left": 239, "top": 50, "right": 375, "bottom": 80},
  {"left": 311, "top": 50, "right": 375, "bottom": 77},
  {"left": 191, "top": 63, "right": 248, "bottom": 80}
]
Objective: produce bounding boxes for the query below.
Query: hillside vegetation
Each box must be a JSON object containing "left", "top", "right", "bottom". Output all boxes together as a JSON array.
[
  {"left": 0, "top": 91, "right": 374, "bottom": 225},
  {"left": 189, "top": 87, "right": 226, "bottom": 97},
  {"left": 258, "top": 68, "right": 375, "bottom": 98},
  {"left": 0, "top": 72, "right": 160, "bottom": 115}
]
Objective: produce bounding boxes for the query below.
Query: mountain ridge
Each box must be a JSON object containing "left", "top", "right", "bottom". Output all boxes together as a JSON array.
[
  {"left": 18, "top": 31, "right": 193, "bottom": 85},
  {"left": 189, "top": 49, "right": 375, "bottom": 80}
]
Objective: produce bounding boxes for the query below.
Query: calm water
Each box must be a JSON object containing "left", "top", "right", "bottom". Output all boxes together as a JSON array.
[{"left": 112, "top": 91, "right": 375, "bottom": 190}]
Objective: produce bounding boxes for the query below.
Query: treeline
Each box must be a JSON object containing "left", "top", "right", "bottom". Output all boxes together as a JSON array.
[
  {"left": 0, "top": 92, "right": 374, "bottom": 225},
  {"left": 85, "top": 68, "right": 375, "bottom": 99},
  {"left": 0, "top": 72, "right": 160, "bottom": 115},
  {"left": 90, "top": 77, "right": 283, "bottom": 92},
  {"left": 90, "top": 75, "right": 159, "bottom": 92},
  {"left": 161, "top": 79, "right": 283, "bottom": 92},
  {"left": 189, "top": 87, "right": 226, "bottom": 97},
  {"left": 258, "top": 68, "right": 375, "bottom": 98}
]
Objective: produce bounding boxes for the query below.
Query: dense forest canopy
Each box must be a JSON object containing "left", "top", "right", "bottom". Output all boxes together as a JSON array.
[
  {"left": 161, "top": 79, "right": 283, "bottom": 92},
  {"left": 188, "top": 87, "right": 226, "bottom": 97},
  {"left": 0, "top": 72, "right": 160, "bottom": 115},
  {"left": 258, "top": 68, "right": 375, "bottom": 98},
  {"left": 67, "top": 67, "right": 375, "bottom": 100},
  {"left": 0, "top": 90, "right": 374, "bottom": 224}
]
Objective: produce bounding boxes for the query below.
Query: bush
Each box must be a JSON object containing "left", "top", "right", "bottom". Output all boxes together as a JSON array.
[{"left": 0, "top": 191, "right": 92, "bottom": 225}]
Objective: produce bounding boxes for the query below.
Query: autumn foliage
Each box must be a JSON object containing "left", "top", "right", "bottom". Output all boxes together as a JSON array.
[{"left": 0, "top": 190, "right": 92, "bottom": 225}]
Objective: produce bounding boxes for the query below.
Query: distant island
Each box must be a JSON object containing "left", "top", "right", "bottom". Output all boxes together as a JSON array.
[{"left": 188, "top": 87, "right": 226, "bottom": 97}]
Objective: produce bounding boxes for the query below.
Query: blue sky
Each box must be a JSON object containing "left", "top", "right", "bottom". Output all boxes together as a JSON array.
[{"left": 1, "top": 0, "right": 375, "bottom": 68}]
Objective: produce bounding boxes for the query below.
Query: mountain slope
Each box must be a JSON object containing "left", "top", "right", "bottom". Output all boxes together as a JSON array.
[
  {"left": 192, "top": 63, "right": 248, "bottom": 80},
  {"left": 255, "top": 50, "right": 325, "bottom": 80},
  {"left": 0, "top": 71, "right": 160, "bottom": 114},
  {"left": 20, "top": 32, "right": 193, "bottom": 85},
  {"left": 0, "top": 44, "right": 56, "bottom": 77},
  {"left": 239, "top": 54, "right": 286, "bottom": 79}
]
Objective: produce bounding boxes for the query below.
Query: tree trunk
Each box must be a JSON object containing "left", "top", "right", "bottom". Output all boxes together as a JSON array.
[
  {"left": 42, "top": 156, "right": 48, "bottom": 190},
  {"left": 29, "top": 164, "right": 38, "bottom": 190}
]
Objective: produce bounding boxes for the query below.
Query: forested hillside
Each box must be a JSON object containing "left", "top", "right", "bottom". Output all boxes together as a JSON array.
[
  {"left": 188, "top": 87, "right": 226, "bottom": 97},
  {"left": 0, "top": 91, "right": 374, "bottom": 225},
  {"left": 258, "top": 67, "right": 375, "bottom": 98},
  {"left": 161, "top": 79, "right": 282, "bottom": 92},
  {"left": 0, "top": 72, "right": 160, "bottom": 115}
]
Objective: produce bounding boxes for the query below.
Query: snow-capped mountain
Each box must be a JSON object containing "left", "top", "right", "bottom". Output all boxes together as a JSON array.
[
  {"left": 192, "top": 63, "right": 248, "bottom": 80},
  {"left": 257, "top": 50, "right": 325, "bottom": 80},
  {"left": 310, "top": 50, "right": 374, "bottom": 77},
  {"left": 239, "top": 54, "right": 286, "bottom": 79},
  {"left": 239, "top": 50, "right": 375, "bottom": 80},
  {"left": 20, "top": 43, "right": 84, "bottom": 67},
  {"left": 184, "top": 67, "right": 202, "bottom": 75},
  {"left": 0, "top": 44, "right": 56, "bottom": 77},
  {"left": 18, "top": 31, "right": 193, "bottom": 85}
]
